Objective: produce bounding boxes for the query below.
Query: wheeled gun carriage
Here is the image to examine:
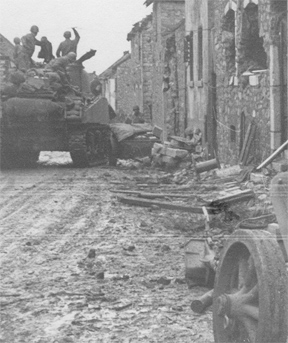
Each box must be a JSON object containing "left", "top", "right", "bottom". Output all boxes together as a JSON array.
[{"left": 212, "top": 172, "right": 288, "bottom": 342}]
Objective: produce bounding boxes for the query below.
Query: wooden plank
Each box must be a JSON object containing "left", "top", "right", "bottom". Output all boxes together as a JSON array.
[
  {"left": 210, "top": 189, "right": 254, "bottom": 207},
  {"left": 117, "top": 196, "right": 216, "bottom": 213},
  {"left": 242, "top": 122, "right": 257, "bottom": 165},
  {"left": 111, "top": 190, "right": 203, "bottom": 199},
  {"left": 256, "top": 139, "right": 288, "bottom": 170},
  {"left": 238, "top": 122, "right": 253, "bottom": 163}
]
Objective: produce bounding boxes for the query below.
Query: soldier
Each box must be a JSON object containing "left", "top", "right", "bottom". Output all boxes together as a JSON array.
[
  {"left": 45, "top": 52, "right": 76, "bottom": 85},
  {"left": 90, "top": 73, "right": 102, "bottom": 97},
  {"left": 56, "top": 28, "right": 80, "bottom": 57},
  {"left": 38, "top": 36, "right": 54, "bottom": 63},
  {"left": 125, "top": 105, "right": 145, "bottom": 124},
  {"left": 18, "top": 25, "right": 41, "bottom": 71},
  {"left": 13, "top": 37, "right": 22, "bottom": 69}
]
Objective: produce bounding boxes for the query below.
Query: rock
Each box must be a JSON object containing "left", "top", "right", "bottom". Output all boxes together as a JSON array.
[
  {"left": 257, "top": 194, "right": 268, "bottom": 201},
  {"left": 96, "top": 271, "right": 105, "bottom": 279},
  {"left": 161, "top": 244, "right": 171, "bottom": 252},
  {"left": 157, "top": 277, "right": 171, "bottom": 286},
  {"left": 87, "top": 248, "right": 96, "bottom": 258}
]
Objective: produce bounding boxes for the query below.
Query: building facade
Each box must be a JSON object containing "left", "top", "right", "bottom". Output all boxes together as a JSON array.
[
  {"left": 147, "top": 0, "right": 186, "bottom": 138},
  {"left": 186, "top": 0, "right": 287, "bottom": 164}
]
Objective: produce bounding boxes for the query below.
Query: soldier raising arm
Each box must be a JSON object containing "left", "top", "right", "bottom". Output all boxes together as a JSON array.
[{"left": 56, "top": 28, "right": 80, "bottom": 57}]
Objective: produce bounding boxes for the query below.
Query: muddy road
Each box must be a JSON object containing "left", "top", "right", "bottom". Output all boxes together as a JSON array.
[{"left": 0, "top": 153, "right": 213, "bottom": 343}]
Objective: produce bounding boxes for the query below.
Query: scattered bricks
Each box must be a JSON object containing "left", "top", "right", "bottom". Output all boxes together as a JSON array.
[
  {"left": 272, "top": 159, "right": 288, "bottom": 172},
  {"left": 170, "top": 139, "right": 181, "bottom": 148},
  {"left": 250, "top": 172, "right": 268, "bottom": 184},
  {"left": 162, "top": 155, "right": 177, "bottom": 164},
  {"left": 152, "top": 143, "right": 163, "bottom": 154},
  {"left": 152, "top": 126, "right": 163, "bottom": 139},
  {"left": 165, "top": 147, "right": 189, "bottom": 159}
]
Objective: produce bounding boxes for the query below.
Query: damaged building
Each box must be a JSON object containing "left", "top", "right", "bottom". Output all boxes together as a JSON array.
[
  {"left": 100, "top": 14, "right": 154, "bottom": 123},
  {"left": 186, "top": 0, "right": 287, "bottom": 164},
  {"left": 145, "top": 0, "right": 186, "bottom": 139},
  {"left": 101, "top": 0, "right": 287, "bottom": 165}
]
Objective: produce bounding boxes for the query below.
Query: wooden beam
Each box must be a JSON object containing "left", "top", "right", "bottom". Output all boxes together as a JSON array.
[{"left": 118, "top": 196, "right": 215, "bottom": 213}]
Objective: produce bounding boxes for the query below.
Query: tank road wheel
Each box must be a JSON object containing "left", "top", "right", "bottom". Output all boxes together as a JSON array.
[
  {"left": 69, "top": 129, "right": 106, "bottom": 167},
  {"left": 0, "top": 149, "right": 39, "bottom": 169},
  {"left": 213, "top": 229, "right": 288, "bottom": 343},
  {"left": 108, "top": 133, "right": 118, "bottom": 167}
]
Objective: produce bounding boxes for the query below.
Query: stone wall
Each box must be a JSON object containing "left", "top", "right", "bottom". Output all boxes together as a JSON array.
[
  {"left": 116, "top": 58, "right": 135, "bottom": 121},
  {"left": 213, "top": 0, "right": 285, "bottom": 164},
  {"left": 162, "top": 21, "right": 186, "bottom": 137},
  {"left": 151, "top": 1, "right": 185, "bottom": 139}
]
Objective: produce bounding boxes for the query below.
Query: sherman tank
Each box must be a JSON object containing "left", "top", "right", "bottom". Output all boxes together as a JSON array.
[{"left": 0, "top": 51, "right": 116, "bottom": 168}]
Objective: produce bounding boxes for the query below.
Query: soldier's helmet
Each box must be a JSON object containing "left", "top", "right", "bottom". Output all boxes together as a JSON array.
[
  {"left": 13, "top": 37, "right": 21, "bottom": 44},
  {"left": 64, "top": 31, "right": 71, "bottom": 38},
  {"left": 30, "top": 25, "right": 39, "bottom": 34},
  {"left": 67, "top": 52, "right": 76, "bottom": 62}
]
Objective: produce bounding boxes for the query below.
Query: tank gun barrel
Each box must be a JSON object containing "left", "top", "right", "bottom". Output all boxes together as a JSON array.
[{"left": 76, "top": 49, "right": 97, "bottom": 65}]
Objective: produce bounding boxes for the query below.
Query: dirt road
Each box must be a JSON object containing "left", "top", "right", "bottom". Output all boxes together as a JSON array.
[{"left": 0, "top": 153, "right": 213, "bottom": 343}]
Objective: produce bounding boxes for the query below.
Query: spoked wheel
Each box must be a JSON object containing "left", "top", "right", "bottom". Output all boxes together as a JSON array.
[{"left": 213, "top": 229, "right": 288, "bottom": 343}]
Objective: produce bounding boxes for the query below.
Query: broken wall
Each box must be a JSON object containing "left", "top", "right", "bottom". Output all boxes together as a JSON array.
[{"left": 214, "top": 0, "right": 286, "bottom": 165}]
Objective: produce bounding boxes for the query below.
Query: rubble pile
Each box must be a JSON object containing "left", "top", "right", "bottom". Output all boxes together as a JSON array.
[{"left": 151, "top": 133, "right": 203, "bottom": 171}]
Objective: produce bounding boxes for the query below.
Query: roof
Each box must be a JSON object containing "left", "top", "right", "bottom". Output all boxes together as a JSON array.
[
  {"left": 127, "top": 14, "right": 153, "bottom": 41},
  {"left": 99, "top": 51, "right": 131, "bottom": 79},
  {"left": 144, "top": 0, "right": 184, "bottom": 6},
  {"left": 0, "top": 34, "right": 14, "bottom": 59}
]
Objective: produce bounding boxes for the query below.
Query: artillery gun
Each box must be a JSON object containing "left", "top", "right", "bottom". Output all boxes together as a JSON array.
[
  {"left": 0, "top": 50, "right": 116, "bottom": 168},
  {"left": 211, "top": 172, "right": 288, "bottom": 342}
]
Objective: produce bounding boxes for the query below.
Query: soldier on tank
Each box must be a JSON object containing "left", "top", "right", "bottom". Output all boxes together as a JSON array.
[
  {"left": 45, "top": 52, "right": 77, "bottom": 86},
  {"left": 56, "top": 28, "right": 80, "bottom": 57},
  {"left": 38, "top": 36, "right": 54, "bottom": 63},
  {"left": 90, "top": 73, "right": 102, "bottom": 97},
  {"left": 18, "top": 25, "right": 41, "bottom": 71}
]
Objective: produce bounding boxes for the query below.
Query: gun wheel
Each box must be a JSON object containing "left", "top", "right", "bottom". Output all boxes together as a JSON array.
[{"left": 213, "top": 229, "right": 288, "bottom": 343}]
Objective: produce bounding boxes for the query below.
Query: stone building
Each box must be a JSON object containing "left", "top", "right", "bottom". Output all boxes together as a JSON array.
[
  {"left": 100, "top": 52, "right": 132, "bottom": 121},
  {"left": 127, "top": 14, "right": 154, "bottom": 122},
  {"left": 100, "top": 15, "right": 153, "bottom": 122},
  {"left": 145, "top": 0, "right": 186, "bottom": 139},
  {"left": 187, "top": 0, "right": 287, "bottom": 164}
]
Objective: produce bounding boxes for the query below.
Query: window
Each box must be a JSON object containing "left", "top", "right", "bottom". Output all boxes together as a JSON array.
[
  {"left": 198, "top": 27, "right": 203, "bottom": 80},
  {"left": 190, "top": 32, "right": 194, "bottom": 81},
  {"left": 222, "top": 9, "right": 236, "bottom": 72},
  {"left": 240, "top": 112, "right": 246, "bottom": 152},
  {"left": 239, "top": 3, "right": 267, "bottom": 73}
]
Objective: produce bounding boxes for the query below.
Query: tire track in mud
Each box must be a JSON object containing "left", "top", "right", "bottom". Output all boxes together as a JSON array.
[{"left": 0, "top": 172, "right": 113, "bottom": 293}]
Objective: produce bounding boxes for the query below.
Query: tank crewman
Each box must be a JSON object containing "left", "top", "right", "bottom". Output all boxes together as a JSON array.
[
  {"left": 45, "top": 52, "right": 76, "bottom": 85},
  {"left": 38, "top": 36, "right": 54, "bottom": 63},
  {"left": 18, "top": 25, "right": 41, "bottom": 71},
  {"left": 90, "top": 74, "right": 102, "bottom": 97},
  {"left": 13, "top": 37, "right": 22, "bottom": 69},
  {"left": 125, "top": 105, "right": 145, "bottom": 124},
  {"left": 56, "top": 28, "right": 80, "bottom": 57}
]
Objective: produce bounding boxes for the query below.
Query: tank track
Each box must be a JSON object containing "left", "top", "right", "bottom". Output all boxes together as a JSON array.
[{"left": 68, "top": 125, "right": 112, "bottom": 167}]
